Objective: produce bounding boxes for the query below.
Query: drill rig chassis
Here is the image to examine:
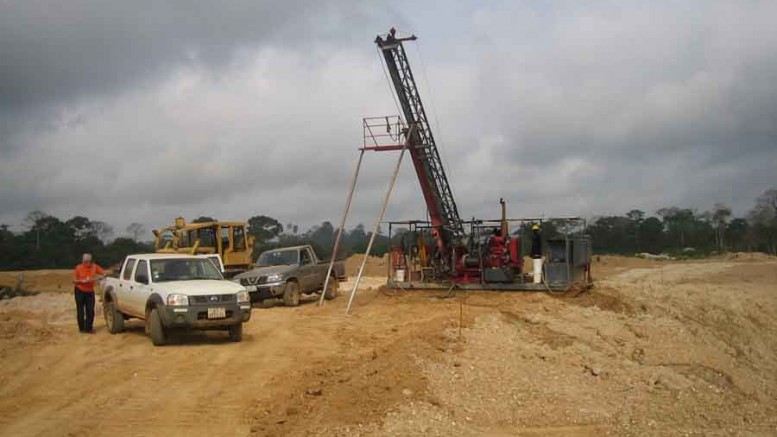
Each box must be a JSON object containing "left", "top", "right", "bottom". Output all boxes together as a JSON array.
[{"left": 384, "top": 216, "right": 592, "bottom": 293}]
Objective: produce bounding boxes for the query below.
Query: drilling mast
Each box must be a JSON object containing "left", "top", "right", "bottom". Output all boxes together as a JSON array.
[{"left": 375, "top": 29, "right": 464, "bottom": 254}]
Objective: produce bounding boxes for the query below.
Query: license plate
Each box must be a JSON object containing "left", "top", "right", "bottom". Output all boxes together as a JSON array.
[
  {"left": 207, "top": 307, "right": 226, "bottom": 319},
  {"left": 245, "top": 285, "right": 257, "bottom": 292}
]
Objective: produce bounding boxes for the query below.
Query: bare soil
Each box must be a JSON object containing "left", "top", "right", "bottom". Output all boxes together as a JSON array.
[
  {"left": 344, "top": 254, "right": 389, "bottom": 277},
  {"left": 0, "top": 255, "right": 776, "bottom": 436},
  {"left": 0, "top": 269, "right": 74, "bottom": 294}
]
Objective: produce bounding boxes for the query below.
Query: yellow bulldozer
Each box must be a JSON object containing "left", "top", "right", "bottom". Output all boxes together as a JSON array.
[{"left": 152, "top": 217, "right": 254, "bottom": 277}]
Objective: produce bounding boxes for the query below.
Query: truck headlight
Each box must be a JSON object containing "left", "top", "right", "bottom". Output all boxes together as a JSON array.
[
  {"left": 166, "top": 294, "right": 189, "bottom": 306},
  {"left": 236, "top": 290, "right": 250, "bottom": 303},
  {"left": 266, "top": 273, "right": 282, "bottom": 283}
]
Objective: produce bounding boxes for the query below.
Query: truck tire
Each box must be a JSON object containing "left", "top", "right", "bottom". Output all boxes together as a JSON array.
[
  {"left": 228, "top": 323, "right": 243, "bottom": 342},
  {"left": 149, "top": 308, "right": 167, "bottom": 346},
  {"left": 104, "top": 301, "right": 125, "bottom": 334},
  {"left": 282, "top": 281, "right": 300, "bottom": 307},
  {"left": 324, "top": 278, "right": 338, "bottom": 300}
]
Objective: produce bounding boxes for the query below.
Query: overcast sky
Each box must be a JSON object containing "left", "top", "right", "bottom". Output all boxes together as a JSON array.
[{"left": 1, "top": 0, "right": 776, "bottom": 237}]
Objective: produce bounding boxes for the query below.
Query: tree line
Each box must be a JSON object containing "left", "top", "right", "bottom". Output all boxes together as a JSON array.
[
  {"left": 0, "top": 213, "right": 151, "bottom": 270},
  {"left": 1, "top": 188, "right": 775, "bottom": 270},
  {"left": 0, "top": 213, "right": 393, "bottom": 271},
  {"left": 587, "top": 189, "right": 777, "bottom": 256},
  {"left": 246, "top": 215, "right": 392, "bottom": 261}
]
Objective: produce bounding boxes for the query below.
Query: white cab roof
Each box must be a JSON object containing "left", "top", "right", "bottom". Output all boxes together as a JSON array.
[{"left": 125, "top": 253, "right": 204, "bottom": 261}]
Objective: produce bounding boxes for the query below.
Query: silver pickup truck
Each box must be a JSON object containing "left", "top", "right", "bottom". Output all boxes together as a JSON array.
[
  {"left": 100, "top": 254, "right": 252, "bottom": 345},
  {"left": 234, "top": 245, "right": 347, "bottom": 306}
]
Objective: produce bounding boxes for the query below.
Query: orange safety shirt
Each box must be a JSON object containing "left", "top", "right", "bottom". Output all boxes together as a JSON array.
[{"left": 73, "top": 263, "right": 106, "bottom": 292}]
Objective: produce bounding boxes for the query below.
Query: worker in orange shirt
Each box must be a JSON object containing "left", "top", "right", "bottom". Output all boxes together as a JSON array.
[{"left": 72, "top": 253, "right": 107, "bottom": 334}]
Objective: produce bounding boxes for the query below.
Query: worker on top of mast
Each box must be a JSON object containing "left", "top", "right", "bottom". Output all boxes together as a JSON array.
[
  {"left": 386, "top": 27, "right": 397, "bottom": 42},
  {"left": 530, "top": 224, "right": 543, "bottom": 284}
]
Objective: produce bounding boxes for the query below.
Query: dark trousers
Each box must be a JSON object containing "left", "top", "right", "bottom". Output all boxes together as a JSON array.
[{"left": 74, "top": 289, "right": 95, "bottom": 332}]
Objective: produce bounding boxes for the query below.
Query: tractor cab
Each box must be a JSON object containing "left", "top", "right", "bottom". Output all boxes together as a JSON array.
[{"left": 153, "top": 217, "right": 254, "bottom": 277}]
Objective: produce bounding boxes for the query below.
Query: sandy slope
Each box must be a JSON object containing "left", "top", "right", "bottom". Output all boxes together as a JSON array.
[
  {"left": 0, "top": 269, "right": 74, "bottom": 294},
  {"left": 0, "top": 256, "right": 775, "bottom": 436}
]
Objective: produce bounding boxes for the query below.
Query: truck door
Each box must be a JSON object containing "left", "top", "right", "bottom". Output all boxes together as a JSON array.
[
  {"left": 299, "top": 248, "right": 317, "bottom": 292},
  {"left": 127, "top": 259, "right": 151, "bottom": 317},
  {"left": 115, "top": 257, "right": 136, "bottom": 312}
]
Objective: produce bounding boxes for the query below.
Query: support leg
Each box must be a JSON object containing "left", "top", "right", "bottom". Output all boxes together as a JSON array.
[
  {"left": 346, "top": 125, "right": 416, "bottom": 315},
  {"left": 319, "top": 151, "right": 365, "bottom": 307}
]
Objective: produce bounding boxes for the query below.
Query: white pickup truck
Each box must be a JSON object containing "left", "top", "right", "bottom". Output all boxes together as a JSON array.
[{"left": 100, "top": 253, "right": 251, "bottom": 346}]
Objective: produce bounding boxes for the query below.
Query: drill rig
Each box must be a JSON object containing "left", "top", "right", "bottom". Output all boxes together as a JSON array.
[{"left": 372, "top": 28, "right": 592, "bottom": 291}]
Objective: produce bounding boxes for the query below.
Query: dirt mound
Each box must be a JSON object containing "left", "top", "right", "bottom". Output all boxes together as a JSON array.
[
  {"left": 363, "top": 259, "right": 777, "bottom": 435},
  {"left": 249, "top": 315, "right": 448, "bottom": 436},
  {"left": 0, "top": 270, "right": 73, "bottom": 294},
  {"left": 590, "top": 255, "right": 666, "bottom": 279},
  {"left": 724, "top": 251, "right": 776, "bottom": 261},
  {"left": 344, "top": 254, "right": 388, "bottom": 277},
  {"left": 0, "top": 294, "right": 74, "bottom": 346},
  {"left": 0, "top": 316, "right": 62, "bottom": 344}
]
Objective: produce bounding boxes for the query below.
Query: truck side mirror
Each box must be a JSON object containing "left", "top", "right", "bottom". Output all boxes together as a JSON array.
[{"left": 136, "top": 273, "right": 149, "bottom": 285}]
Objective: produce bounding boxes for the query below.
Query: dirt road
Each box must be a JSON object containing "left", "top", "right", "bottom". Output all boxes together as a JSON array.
[{"left": 1, "top": 256, "right": 776, "bottom": 435}]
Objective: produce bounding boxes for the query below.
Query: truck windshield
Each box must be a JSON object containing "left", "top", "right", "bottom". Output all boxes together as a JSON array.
[
  {"left": 150, "top": 258, "right": 223, "bottom": 282},
  {"left": 256, "top": 250, "right": 298, "bottom": 267}
]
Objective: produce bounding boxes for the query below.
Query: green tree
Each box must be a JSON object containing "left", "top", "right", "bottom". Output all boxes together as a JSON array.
[
  {"left": 589, "top": 216, "right": 633, "bottom": 254},
  {"left": 305, "top": 222, "right": 335, "bottom": 258},
  {"left": 24, "top": 210, "right": 51, "bottom": 251},
  {"left": 657, "top": 207, "right": 693, "bottom": 250},
  {"left": 748, "top": 189, "right": 777, "bottom": 254},
  {"left": 727, "top": 218, "right": 749, "bottom": 252},
  {"left": 126, "top": 222, "right": 146, "bottom": 242},
  {"left": 625, "top": 209, "right": 645, "bottom": 251},
  {"left": 638, "top": 217, "right": 664, "bottom": 254},
  {"left": 711, "top": 203, "right": 732, "bottom": 251},
  {"left": 66, "top": 216, "right": 91, "bottom": 239},
  {"left": 87, "top": 220, "right": 114, "bottom": 242},
  {"left": 345, "top": 224, "right": 368, "bottom": 254},
  {"left": 248, "top": 215, "right": 284, "bottom": 244},
  {"left": 192, "top": 216, "right": 216, "bottom": 223},
  {"left": 626, "top": 209, "right": 645, "bottom": 222},
  {"left": 95, "top": 237, "right": 153, "bottom": 267}
]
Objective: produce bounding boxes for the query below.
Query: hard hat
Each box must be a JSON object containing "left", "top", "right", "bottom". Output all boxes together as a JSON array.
[{"left": 531, "top": 224, "right": 540, "bottom": 231}]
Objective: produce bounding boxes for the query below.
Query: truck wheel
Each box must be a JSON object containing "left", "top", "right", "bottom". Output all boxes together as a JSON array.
[
  {"left": 149, "top": 308, "right": 167, "bottom": 346},
  {"left": 324, "top": 278, "right": 338, "bottom": 300},
  {"left": 282, "top": 281, "right": 300, "bottom": 307},
  {"left": 228, "top": 324, "right": 243, "bottom": 342},
  {"left": 104, "top": 301, "right": 125, "bottom": 334}
]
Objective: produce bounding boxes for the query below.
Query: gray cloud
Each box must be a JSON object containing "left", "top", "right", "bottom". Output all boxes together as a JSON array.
[
  {"left": 0, "top": 0, "right": 775, "bottom": 238},
  {"left": 0, "top": 0, "right": 369, "bottom": 109}
]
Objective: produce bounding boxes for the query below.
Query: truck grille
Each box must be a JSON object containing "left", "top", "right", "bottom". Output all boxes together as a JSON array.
[
  {"left": 190, "top": 294, "right": 236, "bottom": 305},
  {"left": 239, "top": 276, "right": 267, "bottom": 286}
]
